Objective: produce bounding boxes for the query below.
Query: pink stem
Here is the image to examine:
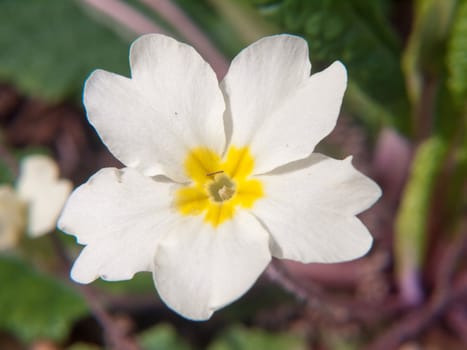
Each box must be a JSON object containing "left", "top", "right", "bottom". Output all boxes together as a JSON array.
[
  {"left": 139, "top": 0, "right": 229, "bottom": 78},
  {"left": 80, "top": 0, "right": 167, "bottom": 36}
]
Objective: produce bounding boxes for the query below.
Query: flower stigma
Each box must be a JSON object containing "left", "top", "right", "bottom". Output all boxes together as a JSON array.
[
  {"left": 207, "top": 173, "right": 236, "bottom": 202},
  {"left": 175, "top": 146, "right": 263, "bottom": 227}
]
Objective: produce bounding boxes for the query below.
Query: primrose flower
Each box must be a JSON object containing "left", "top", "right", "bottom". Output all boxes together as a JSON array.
[
  {"left": 58, "top": 34, "right": 381, "bottom": 320},
  {"left": 0, "top": 155, "right": 72, "bottom": 250},
  {"left": 17, "top": 155, "right": 73, "bottom": 237}
]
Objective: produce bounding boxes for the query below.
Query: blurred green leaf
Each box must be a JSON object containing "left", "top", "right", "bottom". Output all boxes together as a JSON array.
[
  {"left": 139, "top": 323, "right": 191, "bottom": 350},
  {"left": 250, "top": 0, "right": 410, "bottom": 134},
  {"left": 0, "top": 159, "right": 14, "bottom": 184},
  {"left": 220, "top": 283, "right": 293, "bottom": 321},
  {"left": 402, "top": 0, "right": 457, "bottom": 106},
  {"left": 95, "top": 271, "right": 154, "bottom": 294},
  {"left": 445, "top": 134, "right": 467, "bottom": 232},
  {"left": 0, "top": 0, "right": 128, "bottom": 103},
  {"left": 0, "top": 256, "right": 88, "bottom": 342},
  {"left": 433, "top": 77, "right": 463, "bottom": 140},
  {"left": 395, "top": 137, "right": 447, "bottom": 283},
  {"left": 447, "top": 0, "right": 467, "bottom": 104},
  {"left": 208, "top": 326, "right": 306, "bottom": 350},
  {"left": 323, "top": 334, "right": 360, "bottom": 350},
  {"left": 0, "top": 132, "right": 16, "bottom": 184},
  {"left": 207, "top": 0, "right": 278, "bottom": 44},
  {"left": 67, "top": 343, "right": 102, "bottom": 350}
]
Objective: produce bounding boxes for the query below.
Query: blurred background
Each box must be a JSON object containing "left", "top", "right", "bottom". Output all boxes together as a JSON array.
[{"left": 0, "top": 0, "right": 466, "bottom": 349}]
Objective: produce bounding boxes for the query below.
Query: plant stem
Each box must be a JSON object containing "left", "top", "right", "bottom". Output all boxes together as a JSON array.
[
  {"left": 80, "top": 0, "right": 166, "bottom": 36},
  {"left": 366, "top": 221, "right": 467, "bottom": 350},
  {"left": 139, "top": 0, "right": 229, "bottom": 78}
]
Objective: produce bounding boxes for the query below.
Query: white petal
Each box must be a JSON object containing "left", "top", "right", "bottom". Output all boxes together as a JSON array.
[
  {"left": 153, "top": 212, "right": 271, "bottom": 320},
  {"left": 84, "top": 34, "right": 225, "bottom": 182},
  {"left": 16, "top": 155, "right": 72, "bottom": 237},
  {"left": 252, "top": 154, "right": 381, "bottom": 263},
  {"left": 222, "top": 34, "right": 347, "bottom": 173},
  {"left": 58, "top": 167, "right": 178, "bottom": 283}
]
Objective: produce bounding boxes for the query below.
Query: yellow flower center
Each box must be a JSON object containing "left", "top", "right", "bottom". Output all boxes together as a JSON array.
[{"left": 175, "top": 146, "right": 263, "bottom": 227}]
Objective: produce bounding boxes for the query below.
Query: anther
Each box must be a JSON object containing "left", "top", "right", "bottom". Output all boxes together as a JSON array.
[{"left": 206, "top": 170, "right": 224, "bottom": 177}]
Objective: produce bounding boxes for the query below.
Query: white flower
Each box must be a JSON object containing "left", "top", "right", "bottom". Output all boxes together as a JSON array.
[
  {"left": 58, "top": 34, "right": 381, "bottom": 320},
  {"left": 17, "top": 155, "right": 72, "bottom": 237},
  {"left": 0, "top": 155, "right": 72, "bottom": 249}
]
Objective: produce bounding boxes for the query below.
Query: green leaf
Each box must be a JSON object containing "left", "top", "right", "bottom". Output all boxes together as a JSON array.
[
  {"left": 67, "top": 343, "right": 102, "bottom": 350},
  {"left": 250, "top": 0, "right": 411, "bottom": 134},
  {"left": 138, "top": 324, "right": 191, "bottom": 350},
  {"left": 206, "top": 0, "right": 278, "bottom": 45},
  {"left": 0, "top": 159, "right": 14, "bottom": 184},
  {"left": 394, "top": 137, "right": 447, "bottom": 286},
  {"left": 445, "top": 133, "right": 467, "bottom": 232},
  {"left": 0, "top": 256, "right": 88, "bottom": 342},
  {"left": 208, "top": 326, "right": 307, "bottom": 350},
  {"left": 0, "top": 0, "right": 129, "bottom": 103},
  {"left": 402, "top": 0, "right": 458, "bottom": 106},
  {"left": 95, "top": 271, "right": 154, "bottom": 294},
  {"left": 447, "top": 0, "right": 467, "bottom": 104}
]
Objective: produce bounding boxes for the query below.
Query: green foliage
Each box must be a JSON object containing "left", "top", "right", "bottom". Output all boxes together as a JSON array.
[
  {"left": 0, "top": 159, "right": 14, "bottom": 184},
  {"left": 250, "top": 0, "right": 410, "bottom": 134},
  {"left": 0, "top": 0, "right": 129, "bottom": 103},
  {"left": 220, "top": 284, "right": 293, "bottom": 322},
  {"left": 139, "top": 324, "right": 191, "bottom": 350},
  {"left": 208, "top": 326, "right": 307, "bottom": 350},
  {"left": 434, "top": 85, "right": 467, "bottom": 233},
  {"left": 447, "top": 0, "right": 467, "bottom": 104},
  {"left": 203, "top": 0, "right": 278, "bottom": 45},
  {"left": 401, "top": 0, "right": 464, "bottom": 140},
  {"left": 445, "top": 136, "right": 467, "bottom": 233},
  {"left": 403, "top": 0, "right": 458, "bottom": 106},
  {"left": 95, "top": 271, "right": 154, "bottom": 294},
  {"left": 139, "top": 324, "right": 307, "bottom": 350},
  {"left": 0, "top": 256, "right": 88, "bottom": 342},
  {"left": 67, "top": 343, "right": 102, "bottom": 350},
  {"left": 395, "top": 137, "right": 447, "bottom": 273},
  {"left": 0, "top": 133, "right": 15, "bottom": 184}
]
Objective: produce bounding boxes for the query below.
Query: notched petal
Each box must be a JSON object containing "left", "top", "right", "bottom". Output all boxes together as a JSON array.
[
  {"left": 58, "top": 167, "right": 178, "bottom": 284},
  {"left": 152, "top": 212, "right": 271, "bottom": 320},
  {"left": 84, "top": 34, "right": 226, "bottom": 181},
  {"left": 253, "top": 154, "right": 380, "bottom": 263}
]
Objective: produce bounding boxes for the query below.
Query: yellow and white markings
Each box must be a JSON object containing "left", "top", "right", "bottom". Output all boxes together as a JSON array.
[{"left": 175, "top": 146, "right": 263, "bottom": 227}]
